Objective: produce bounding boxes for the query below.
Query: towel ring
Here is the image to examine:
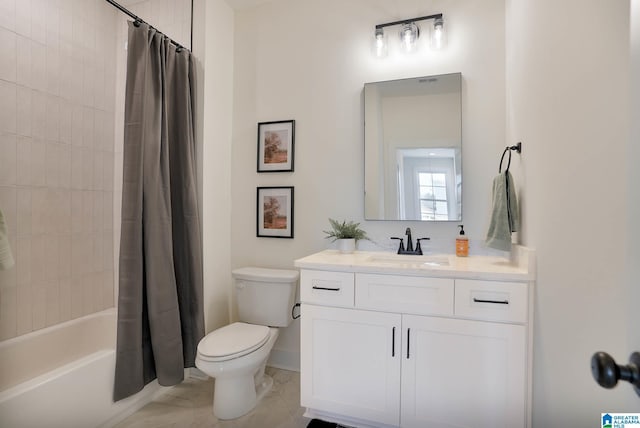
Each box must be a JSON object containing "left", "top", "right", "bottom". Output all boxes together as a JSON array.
[
  {"left": 499, "top": 142, "right": 522, "bottom": 173},
  {"left": 499, "top": 147, "right": 511, "bottom": 173}
]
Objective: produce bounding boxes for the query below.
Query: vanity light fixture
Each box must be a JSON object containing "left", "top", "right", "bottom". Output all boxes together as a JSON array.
[
  {"left": 373, "top": 13, "right": 445, "bottom": 58},
  {"left": 431, "top": 17, "right": 445, "bottom": 49},
  {"left": 400, "top": 22, "right": 420, "bottom": 53},
  {"left": 374, "top": 27, "right": 387, "bottom": 58}
]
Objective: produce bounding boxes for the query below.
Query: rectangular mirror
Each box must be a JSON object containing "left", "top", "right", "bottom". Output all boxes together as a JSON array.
[{"left": 364, "top": 73, "right": 462, "bottom": 221}]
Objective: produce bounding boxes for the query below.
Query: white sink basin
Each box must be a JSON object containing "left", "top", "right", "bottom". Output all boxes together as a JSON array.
[{"left": 366, "top": 253, "right": 451, "bottom": 267}]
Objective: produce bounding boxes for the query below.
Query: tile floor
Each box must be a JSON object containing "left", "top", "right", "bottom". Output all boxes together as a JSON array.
[{"left": 113, "top": 367, "right": 311, "bottom": 428}]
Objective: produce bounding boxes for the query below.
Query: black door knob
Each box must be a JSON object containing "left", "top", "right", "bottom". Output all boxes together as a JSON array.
[{"left": 591, "top": 351, "right": 640, "bottom": 397}]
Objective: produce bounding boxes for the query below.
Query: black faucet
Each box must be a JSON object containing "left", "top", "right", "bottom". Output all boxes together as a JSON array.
[
  {"left": 405, "top": 228, "right": 413, "bottom": 252},
  {"left": 390, "top": 228, "right": 430, "bottom": 255}
]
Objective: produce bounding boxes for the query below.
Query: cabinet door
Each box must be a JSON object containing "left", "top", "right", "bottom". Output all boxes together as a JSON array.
[
  {"left": 301, "top": 304, "right": 401, "bottom": 426},
  {"left": 401, "top": 315, "right": 526, "bottom": 428}
]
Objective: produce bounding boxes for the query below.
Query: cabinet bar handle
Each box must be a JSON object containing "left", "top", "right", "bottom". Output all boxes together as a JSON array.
[
  {"left": 473, "top": 298, "right": 509, "bottom": 305},
  {"left": 392, "top": 327, "right": 396, "bottom": 357},
  {"left": 406, "top": 328, "right": 411, "bottom": 359},
  {"left": 312, "top": 286, "right": 340, "bottom": 291}
]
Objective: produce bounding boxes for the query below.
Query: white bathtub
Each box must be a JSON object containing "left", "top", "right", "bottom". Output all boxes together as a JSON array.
[{"left": 0, "top": 309, "right": 165, "bottom": 428}]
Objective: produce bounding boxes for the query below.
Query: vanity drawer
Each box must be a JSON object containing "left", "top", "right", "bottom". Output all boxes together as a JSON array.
[
  {"left": 300, "top": 270, "right": 355, "bottom": 307},
  {"left": 355, "top": 273, "right": 454, "bottom": 316},
  {"left": 454, "top": 279, "right": 528, "bottom": 323}
]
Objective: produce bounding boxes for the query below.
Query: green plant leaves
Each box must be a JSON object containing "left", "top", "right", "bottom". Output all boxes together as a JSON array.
[{"left": 323, "top": 218, "right": 369, "bottom": 242}]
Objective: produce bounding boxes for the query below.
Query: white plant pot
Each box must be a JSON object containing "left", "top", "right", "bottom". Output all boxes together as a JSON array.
[{"left": 337, "top": 239, "right": 356, "bottom": 254}]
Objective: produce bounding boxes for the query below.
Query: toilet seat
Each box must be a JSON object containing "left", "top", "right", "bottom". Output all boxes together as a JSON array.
[{"left": 197, "top": 322, "right": 270, "bottom": 362}]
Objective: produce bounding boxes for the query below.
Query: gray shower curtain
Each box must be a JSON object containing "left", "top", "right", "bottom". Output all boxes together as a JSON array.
[{"left": 114, "top": 22, "right": 204, "bottom": 402}]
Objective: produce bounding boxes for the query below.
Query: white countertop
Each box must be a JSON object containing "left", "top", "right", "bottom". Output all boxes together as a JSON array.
[{"left": 294, "top": 246, "right": 536, "bottom": 282}]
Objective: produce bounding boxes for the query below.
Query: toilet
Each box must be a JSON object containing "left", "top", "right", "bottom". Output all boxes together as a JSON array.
[{"left": 195, "top": 267, "right": 299, "bottom": 420}]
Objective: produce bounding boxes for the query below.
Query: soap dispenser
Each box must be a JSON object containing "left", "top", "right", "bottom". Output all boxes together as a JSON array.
[{"left": 456, "top": 225, "right": 468, "bottom": 257}]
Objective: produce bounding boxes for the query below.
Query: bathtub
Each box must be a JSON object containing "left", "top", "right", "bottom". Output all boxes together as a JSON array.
[{"left": 0, "top": 309, "right": 165, "bottom": 428}]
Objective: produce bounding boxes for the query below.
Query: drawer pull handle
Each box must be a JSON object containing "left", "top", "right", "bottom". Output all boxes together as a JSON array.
[
  {"left": 473, "top": 298, "right": 509, "bottom": 305},
  {"left": 406, "top": 328, "right": 411, "bottom": 359},
  {"left": 392, "top": 327, "right": 396, "bottom": 357},
  {"left": 312, "top": 286, "right": 340, "bottom": 291}
]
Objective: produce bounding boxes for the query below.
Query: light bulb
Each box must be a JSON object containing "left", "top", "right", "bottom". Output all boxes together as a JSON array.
[
  {"left": 373, "top": 28, "right": 388, "bottom": 58},
  {"left": 431, "top": 18, "right": 446, "bottom": 50},
  {"left": 399, "top": 22, "right": 419, "bottom": 53}
]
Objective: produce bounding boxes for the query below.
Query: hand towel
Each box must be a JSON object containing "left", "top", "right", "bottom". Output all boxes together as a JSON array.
[
  {"left": 485, "top": 171, "right": 519, "bottom": 251},
  {"left": 0, "top": 208, "right": 15, "bottom": 270}
]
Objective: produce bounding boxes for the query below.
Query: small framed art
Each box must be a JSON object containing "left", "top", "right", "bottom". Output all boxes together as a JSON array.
[
  {"left": 257, "top": 186, "right": 294, "bottom": 238},
  {"left": 257, "top": 120, "right": 295, "bottom": 172}
]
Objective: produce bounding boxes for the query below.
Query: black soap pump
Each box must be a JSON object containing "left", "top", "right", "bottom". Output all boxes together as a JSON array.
[{"left": 456, "top": 225, "right": 469, "bottom": 257}]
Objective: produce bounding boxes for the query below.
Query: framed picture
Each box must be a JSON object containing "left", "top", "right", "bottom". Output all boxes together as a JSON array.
[
  {"left": 257, "top": 186, "right": 294, "bottom": 238},
  {"left": 257, "top": 120, "right": 295, "bottom": 172}
]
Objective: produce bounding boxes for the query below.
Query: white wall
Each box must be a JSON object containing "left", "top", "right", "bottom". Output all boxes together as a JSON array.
[
  {"left": 507, "top": 0, "right": 637, "bottom": 424},
  {"left": 193, "top": 0, "right": 235, "bottom": 333},
  {"left": 629, "top": 0, "right": 640, "bottom": 403},
  {"left": 231, "top": 0, "right": 507, "bottom": 369},
  {"left": 219, "top": 0, "right": 639, "bottom": 418}
]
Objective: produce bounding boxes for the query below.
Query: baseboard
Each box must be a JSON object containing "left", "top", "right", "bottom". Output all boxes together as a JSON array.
[{"left": 267, "top": 348, "right": 300, "bottom": 372}]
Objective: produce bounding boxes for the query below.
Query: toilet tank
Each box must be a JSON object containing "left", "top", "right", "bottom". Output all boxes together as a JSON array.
[{"left": 233, "top": 267, "right": 299, "bottom": 327}]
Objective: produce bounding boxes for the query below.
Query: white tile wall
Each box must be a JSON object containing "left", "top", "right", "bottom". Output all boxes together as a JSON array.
[
  {"left": 0, "top": 26, "right": 17, "bottom": 82},
  {"left": 0, "top": 0, "right": 16, "bottom": 32},
  {"left": 0, "top": 0, "right": 125, "bottom": 340},
  {"left": 0, "top": 80, "right": 17, "bottom": 133},
  {"left": 16, "top": 86, "right": 31, "bottom": 137},
  {"left": 0, "top": 134, "right": 17, "bottom": 185},
  {"left": 14, "top": 0, "right": 31, "bottom": 38},
  {"left": 1, "top": 0, "right": 193, "bottom": 341}
]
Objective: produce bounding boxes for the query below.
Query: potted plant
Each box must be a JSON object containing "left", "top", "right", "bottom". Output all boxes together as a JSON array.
[{"left": 323, "top": 218, "right": 369, "bottom": 254}]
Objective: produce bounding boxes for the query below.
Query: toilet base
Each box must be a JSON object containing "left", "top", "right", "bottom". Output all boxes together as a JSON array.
[
  {"left": 212, "top": 370, "right": 274, "bottom": 420},
  {"left": 256, "top": 373, "right": 274, "bottom": 403},
  {"left": 197, "top": 326, "right": 280, "bottom": 420}
]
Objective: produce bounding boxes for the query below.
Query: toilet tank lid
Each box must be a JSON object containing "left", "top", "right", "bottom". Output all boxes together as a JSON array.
[{"left": 232, "top": 267, "right": 299, "bottom": 282}]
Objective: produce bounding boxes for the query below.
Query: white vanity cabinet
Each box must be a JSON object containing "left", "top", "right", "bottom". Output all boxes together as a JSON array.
[
  {"left": 400, "top": 315, "right": 525, "bottom": 428},
  {"left": 296, "top": 250, "right": 535, "bottom": 428},
  {"left": 300, "top": 304, "right": 401, "bottom": 426}
]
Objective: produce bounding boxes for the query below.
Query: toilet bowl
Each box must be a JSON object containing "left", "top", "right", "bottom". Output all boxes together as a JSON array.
[
  {"left": 196, "top": 322, "right": 279, "bottom": 420},
  {"left": 195, "top": 267, "right": 298, "bottom": 420}
]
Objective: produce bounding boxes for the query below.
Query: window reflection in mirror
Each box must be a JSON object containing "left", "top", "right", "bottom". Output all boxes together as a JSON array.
[{"left": 364, "top": 73, "right": 462, "bottom": 221}]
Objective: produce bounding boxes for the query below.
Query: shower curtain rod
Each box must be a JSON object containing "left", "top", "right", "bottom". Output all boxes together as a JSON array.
[{"left": 104, "top": 0, "right": 192, "bottom": 52}]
